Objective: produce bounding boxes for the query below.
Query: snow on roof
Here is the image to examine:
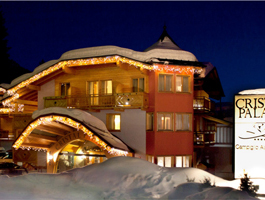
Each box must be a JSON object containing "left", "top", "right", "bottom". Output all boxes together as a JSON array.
[
  {"left": 0, "top": 157, "right": 257, "bottom": 199},
  {"left": 32, "top": 107, "right": 131, "bottom": 152},
  {"left": 239, "top": 88, "right": 265, "bottom": 95},
  {"left": 5, "top": 44, "right": 198, "bottom": 90}
]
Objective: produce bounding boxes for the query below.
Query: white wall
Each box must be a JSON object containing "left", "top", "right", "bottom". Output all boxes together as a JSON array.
[
  {"left": 90, "top": 109, "right": 146, "bottom": 159},
  {"left": 38, "top": 80, "right": 55, "bottom": 110}
]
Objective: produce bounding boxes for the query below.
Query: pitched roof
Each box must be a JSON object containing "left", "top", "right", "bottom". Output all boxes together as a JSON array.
[{"left": 144, "top": 26, "right": 182, "bottom": 52}]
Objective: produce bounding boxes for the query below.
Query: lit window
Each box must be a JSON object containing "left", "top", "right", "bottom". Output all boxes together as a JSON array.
[
  {"left": 159, "top": 74, "right": 173, "bottom": 92},
  {"left": 106, "top": 114, "right": 121, "bottom": 131},
  {"left": 146, "top": 113, "right": 154, "bottom": 131},
  {"left": 176, "top": 155, "right": 191, "bottom": 167},
  {"left": 133, "top": 78, "right": 145, "bottom": 92},
  {"left": 176, "top": 113, "right": 192, "bottom": 131},
  {"left": 157, "top": 156, "right": 173, "bottom": 167},
  {"left": 157, "top": 113, "right": 173, "bottom": 131},
  {"left": 101, "top": 80, "right": 112, "bottom": 95},
  {"left": 88, "top": 81, "right": 99, "bottom": 105},
  {"left": 157, "top": 157, "right": 164, "bottom": 167},
  {"left": 147, "top": 155, "right": 154, "bottom": 163},
  {"left": 176, "top": 75, "right": 190, "bottom": 92},
  {"left": 61, "top": 83, "right": 70, "bottom": 96}
]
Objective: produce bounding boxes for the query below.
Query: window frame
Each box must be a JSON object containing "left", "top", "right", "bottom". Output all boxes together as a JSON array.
[
  {"left": 175, "top": 75, "right": 191, "bottom": 93},
  {"left": 146, "top": 112, "right": 154, "bottom": 131},
  {"left": 158, "top": 74, "right": 174, "bottom": 93},
  {"left": 175, "top": 113, "right": 192, "bottom": 131},
  {"left": 132, "top": 77, "right": 145, "bottom": 93},
  {"left": 157, "top": 112, "right": 174, "bottom": 131},
  {"left": 175, "top": 155, "right": 192, "bottom": 168},
  {"left": 60, "top": 82, "right": 70, "bottom": 96},
  {"left": 157, "top": 156, "right": 174, "bottom": 167},
  {"left": 106, "top": 113, "right": 121, "bottom": 132}
]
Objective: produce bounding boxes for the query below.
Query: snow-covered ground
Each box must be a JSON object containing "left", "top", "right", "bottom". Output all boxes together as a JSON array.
[{"left": 0, "top": 157, "right": 260, "bottom": 199}]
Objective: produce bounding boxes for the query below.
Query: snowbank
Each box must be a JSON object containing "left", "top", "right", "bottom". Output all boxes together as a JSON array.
[{"left": 0, "top": 157, "right": 258, "bottom": 199}]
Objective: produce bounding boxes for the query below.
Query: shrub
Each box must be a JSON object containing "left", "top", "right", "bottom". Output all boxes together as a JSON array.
[{"left": 240, "top": 173, "right": 258, "bottom": 197}]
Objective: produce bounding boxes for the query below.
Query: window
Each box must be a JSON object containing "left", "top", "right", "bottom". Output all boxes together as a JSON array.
[
  {"left": 60, "top": 83, "right": 70, "bottom": 96},
  {"left": 133, "top": 78, "right": 145, "bottom": 92},
  {"left": 159, "top": 74, "right": 173, "bottom": 92},
  {"left": 147, "top": 155, "right": 154, "bottom": 163},
  {"left": 157, "top": 156, "right": 173, "bottom": 167},
  {"left": 101, "top": 80, "right": 112, "bottom": 95},
  {"left": 157, "top": 113, "right": 173, "bottom": 131},
  {"left": 176, "top": 113, "right": 192, "bottom": 131},
  {"left": 176, "top": 155, "right": 191, "bottom": 167},
  {"left": 106, "top": 114, "right": 121, "bottom": 131},
  {"left": 176, "top": 75, "right": 190, "bottom": 92},
  {"left": 88, "top": 81, "right": 99, "bottom": 105},
  {"left": 146, "top": 113, "right": 154, "bottom": 131}
]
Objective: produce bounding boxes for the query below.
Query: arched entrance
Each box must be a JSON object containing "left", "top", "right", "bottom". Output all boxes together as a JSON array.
[
  {"left": 12, "top": 107, "right": 132, "bottom": 173},
  {"left": 57, "top": 140, "right": 107, "bottom": 173}
]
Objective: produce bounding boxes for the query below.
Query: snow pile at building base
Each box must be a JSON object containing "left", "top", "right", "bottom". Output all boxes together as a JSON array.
[{"left": 0, "top": 157, "right": 258, "bottom": 199}]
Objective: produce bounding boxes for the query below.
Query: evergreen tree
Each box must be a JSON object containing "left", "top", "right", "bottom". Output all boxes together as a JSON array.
[
  {"left": 240, "top": 173, "right": 258, "bottom": 197},
  {"left": 0, "top": 7, "right": 30, "bottom": 84}
]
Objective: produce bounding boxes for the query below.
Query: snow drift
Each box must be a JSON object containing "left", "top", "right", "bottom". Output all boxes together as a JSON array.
[{"left": 0, "top": 157, "right": 258, "bottom": 199}]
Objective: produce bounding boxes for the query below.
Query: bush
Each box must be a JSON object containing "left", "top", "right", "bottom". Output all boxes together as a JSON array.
[{"left": 200, "top": 177, "right": 215, "bottom": 188}]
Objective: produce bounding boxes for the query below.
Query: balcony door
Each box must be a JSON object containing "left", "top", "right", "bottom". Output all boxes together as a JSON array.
[
  {"left": 88, "top": 81, "right": 99, "bottom": 105},
  {"left": 87, "top": 80, "right": 112, "bottom": 106}
]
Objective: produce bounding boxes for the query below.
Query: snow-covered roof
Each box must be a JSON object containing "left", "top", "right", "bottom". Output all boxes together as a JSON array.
[
  {"left": 239, "top": 88, "right": 265, "bottom": 95},
  {"left": 32, "top": 107, "right": 131, "bottom": 152},
  {"left": 5, "top": 43, "right": 198, "bottom": 90}
]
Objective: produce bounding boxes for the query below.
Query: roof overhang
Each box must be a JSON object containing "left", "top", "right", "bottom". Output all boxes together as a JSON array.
[{"left": 13, "top": 107, "right": 132, "bottom": 156}]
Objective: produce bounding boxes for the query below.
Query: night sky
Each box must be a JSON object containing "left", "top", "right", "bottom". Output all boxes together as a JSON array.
[{"left": 1, "top": 1, "right": 265, "bottom": 102}]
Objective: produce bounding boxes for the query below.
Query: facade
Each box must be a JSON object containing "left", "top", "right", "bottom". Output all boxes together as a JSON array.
[{"left": 0, "top": 27, "right": 231, "bottom": 176}]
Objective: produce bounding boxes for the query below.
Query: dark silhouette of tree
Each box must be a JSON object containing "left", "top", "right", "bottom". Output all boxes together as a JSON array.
[
  {"left": 240, "top": 173, "right": 258, "bottom": 197},
  {"left": 0, "top": 7, "right": 30, "bottom": 84}
]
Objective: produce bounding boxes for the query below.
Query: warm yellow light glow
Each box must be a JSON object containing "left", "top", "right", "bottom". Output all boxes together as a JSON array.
[
  {"left": 114, "top": 115, "right": 120, "bottom": 130},
  {"left": 3, "top": 56, "right": 202, "bottom": 110},
  {"left": 13, "top": 115, "right": 128, "bottom": 156}
]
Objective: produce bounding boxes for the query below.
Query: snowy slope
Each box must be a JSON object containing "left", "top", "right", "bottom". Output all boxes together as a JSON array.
[{"left": 0, "top": 157, "right": 258, "bottom": 199}]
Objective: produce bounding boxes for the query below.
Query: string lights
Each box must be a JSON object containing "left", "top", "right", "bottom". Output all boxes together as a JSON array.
[
  {"left": 3, "top": 56, "right": 202, "bottom": 109},
  {"left": 13, "top": 115, "right": 128, "bottom": 156}
]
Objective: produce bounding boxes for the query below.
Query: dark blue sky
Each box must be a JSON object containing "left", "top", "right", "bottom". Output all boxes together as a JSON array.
[{"left": 1, "top": 1, "right": 265, "bottom": 102}]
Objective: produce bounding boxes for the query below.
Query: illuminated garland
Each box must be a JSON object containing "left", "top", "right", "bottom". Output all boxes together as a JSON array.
[
  {"left": 13, "top": 115, "right": 128, "bottom": 156},
  {"left": 6, "top": 56, "right": 201, "bottom": 96},
  {"left": 0, "top": 108, "right": 11, "bottom": 114},
  {"left": 0, "top": 88, "right": 6, "bottom": 93}
]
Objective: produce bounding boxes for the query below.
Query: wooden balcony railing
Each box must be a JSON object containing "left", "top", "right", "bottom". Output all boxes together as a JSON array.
[
  {"left": 44, "top": 92, "right": 149, "bottom": 110},
  {"left": 0, "top": 130, "right": 14, "bottom": 141},
  {"left": 194, "top": 131, "right": 215, "bottom": 146},
  {"left": 193, "top": 97, "right": 215, "bottom": 112}
]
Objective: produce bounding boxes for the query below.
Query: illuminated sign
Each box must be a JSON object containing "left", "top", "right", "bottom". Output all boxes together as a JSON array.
[{"left": 235, "top": 94, "right": 265, "bottom": 178}]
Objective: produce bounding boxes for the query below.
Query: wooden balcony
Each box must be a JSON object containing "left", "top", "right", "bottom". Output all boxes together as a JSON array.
[
  {"left": 193, "top": 97, "right": 215, "bottom": 113},
  {"left": 194, "top": 131, "right": 215, "bottom": 146},
  {"left": 44, "top": 92, "right": 149, "bottom": 110}
]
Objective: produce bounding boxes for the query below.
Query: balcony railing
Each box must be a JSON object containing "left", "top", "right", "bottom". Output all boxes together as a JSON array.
[
  {"left": 44, "top": 92, "right": 149, "bottom": 110},
  {"left": 194, "top": 131, "right": 215, "bottom": 146},
  {"left": 193, "top": 97, "right": 215, "bottom": 112},
  {"left": 0, "top": 130, "right": 14, "bottom": 141}
]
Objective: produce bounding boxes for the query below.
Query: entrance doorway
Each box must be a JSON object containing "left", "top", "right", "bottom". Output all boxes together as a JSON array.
[{"left": 57, "top": 140, "right": 107, "bottom": 173}]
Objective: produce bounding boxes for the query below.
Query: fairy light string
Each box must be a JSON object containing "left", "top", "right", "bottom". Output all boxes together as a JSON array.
[
  {"left": 13, "top": 115, "right": 128, "bottom": 156},
  {"left": 2, "top": 56, "right": 201, "bottom": 107}
]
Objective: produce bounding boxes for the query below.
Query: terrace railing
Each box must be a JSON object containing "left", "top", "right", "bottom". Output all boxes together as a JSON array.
[{"left": 44, "top": 92, "right": 148, "bottom": 110}]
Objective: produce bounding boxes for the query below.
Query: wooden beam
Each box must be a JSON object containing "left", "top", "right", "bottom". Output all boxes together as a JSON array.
[
  {"left": 49, "top": 121, "right": 75, "bottom": 132},
  {"left": 116, "top": 61, "right": 129, "bottom": 70},
  {"left": 21, "top": 143, "right": 50, "bottom": 149},
  {"left": 29, "top": 133, "right": 57, "bottom": 143},
  {"left": 14, "top": 99, "right": 38, "bottom": 106},
  {"left": 63, "top": 65, "right": 76, "bottom": 74},
  {"left": 26, "top": 84, "right": 40, "bottom": 91},
  {"left": 36, "top": 125, "right": 66, "bottom": 136},
  {"left": 139, "top": 68, "right": 149, "bottom": 75}
]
